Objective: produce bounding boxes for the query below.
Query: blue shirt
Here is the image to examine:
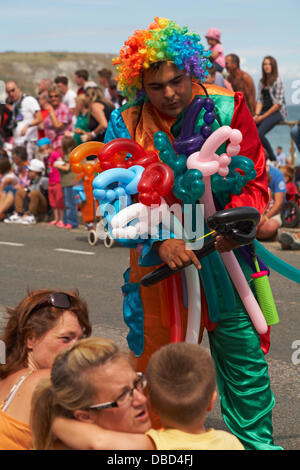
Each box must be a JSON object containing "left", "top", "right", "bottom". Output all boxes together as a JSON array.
[{"left": 269, "top": 165, "right": 286, "bottom": 194}]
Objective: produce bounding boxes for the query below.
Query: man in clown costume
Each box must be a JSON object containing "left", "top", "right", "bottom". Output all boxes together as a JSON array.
[{"left": 104, "top": 17, "right": 281, "bottom": 450}]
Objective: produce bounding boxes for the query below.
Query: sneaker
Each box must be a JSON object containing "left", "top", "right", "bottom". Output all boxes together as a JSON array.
[
  {"left": 279, "top": 231, "right": 300, "bottom": 250},
  {"left": 21, "top": 214, "right": 36, "bottom": 225},
  {"left": 4, "top": 213, "right": 23, "bottom": 223}
]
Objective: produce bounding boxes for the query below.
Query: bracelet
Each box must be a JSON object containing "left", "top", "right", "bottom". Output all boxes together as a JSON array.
[
  {"left": 91, "top": 131, "right": 96, "bottom": 138},
  {"left": 264, "top": 215, "right": 269, "bottom": 222}
]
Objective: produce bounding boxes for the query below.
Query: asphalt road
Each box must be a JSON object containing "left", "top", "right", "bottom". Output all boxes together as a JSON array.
[{"left": 0, "top": 222, "right": 299, "bottom": 450}]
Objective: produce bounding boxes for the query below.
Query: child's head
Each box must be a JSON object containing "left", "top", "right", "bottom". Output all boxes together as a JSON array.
[
  {"left": 280, "top": 165, "right": 294, "bottom": 183},
  {"left": 205, "top": 28, "right": 221, "bottom": 46},
  {"left": 61, "top": 135, "right": 78, "bottom": 156},
  {"left": 37, "top": 138, "right": 52, "bottom": 158},
  {"left": 12, "top": 146, "right": 28, "bottom": 167},
  {"left": 0, "top": 155, "right": 11, "bottom": 175},
  {"left": 27, "top": 159, "right": 45, "bottom": 180},
  {"left": 146, "top": 343, "right": 216, "bottom": 427}
]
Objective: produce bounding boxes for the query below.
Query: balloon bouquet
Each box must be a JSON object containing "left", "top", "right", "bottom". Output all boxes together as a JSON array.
[{"left": 69, "top": 96, "right": 300, "bottom": 346}]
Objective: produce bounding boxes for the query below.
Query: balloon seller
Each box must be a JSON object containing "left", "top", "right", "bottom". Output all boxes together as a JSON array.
[{"left": 101, "top": 18, "right": 282, "bottom": 450}]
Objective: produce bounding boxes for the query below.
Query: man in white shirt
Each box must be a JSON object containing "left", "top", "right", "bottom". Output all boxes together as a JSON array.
[
  {"left": 54, "top": 76, "right": 77, "bottom": 114},
  {"left": 5, "top": 81, "right": 42, "bottom": 160}
]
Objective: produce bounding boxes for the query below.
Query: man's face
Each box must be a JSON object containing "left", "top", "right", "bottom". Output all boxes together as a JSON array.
[
  {"left": 225, "top": 56, "right": 235, "bottom": 73},
  {"left": 143, "top": 62, "right": 193, "bottom": 117},
  {"left": 56, "top": 82, "right": 67, "bottom": 94},
  {"left": 6, "top": 82, "right": 22, "bottom": 103}
]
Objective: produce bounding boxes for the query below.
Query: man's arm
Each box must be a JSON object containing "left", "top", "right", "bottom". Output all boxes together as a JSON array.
[{"left": 20, "top": 110, "right": 42, "bottom": 136}]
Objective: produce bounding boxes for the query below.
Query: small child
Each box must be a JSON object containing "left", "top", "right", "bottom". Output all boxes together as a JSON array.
[
  {"left": 280, "top": 165, "right": 299, "bottom": 202},
  {"left": 144, "top": 343, "right": 244, "bottom": 450},
  {"left": 0, "top": 151, "right": 18, "bottom": 220},
  {"left": 37, "top": 137, "right": 65, "bottom": 227},
  {"left": 53, "top": 136, "right": 78, "bottom": 229},
  {"left": 52, "top": 343, "right": 244, "bottom": 450},
  {"left": 205, "top": 28, "right": 225, "bottom": 73}
]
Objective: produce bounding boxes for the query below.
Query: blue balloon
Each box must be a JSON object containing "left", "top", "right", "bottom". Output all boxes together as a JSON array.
[
  {"left": 254, "top": 240, "right": 300, "bottom": 284},
  {"left": 93, "top": 165, "right": 144, "bottom": 203}
]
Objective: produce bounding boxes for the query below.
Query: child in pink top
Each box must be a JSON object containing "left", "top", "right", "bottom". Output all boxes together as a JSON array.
[
  {"left": 37, "top": 137, "right": 65, "bottom": 227},
  {"left": 205, "top": 28, "right": 225, "bottom": 73}
]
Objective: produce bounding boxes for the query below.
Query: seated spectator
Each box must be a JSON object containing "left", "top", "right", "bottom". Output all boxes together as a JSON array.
[
  {"left": 256, "top": 163, "right": 286, "bottom": 240},
  {"left": 11, "top": 146, "right": 30, "bottom": 189},
  {"left": 0, "top": 289, "right": 91, "bottom": 450},
  {"left": 82, "top": 87, "right": 114, "bottom": 142},
  {"left": 37, "top": 91, "right": 50, "bottom": 140},
  {"left": 279, "top": 165, "right": 299, "bottom": 201},
  {"left": 0, "top": 152, "right": 18, "bottom": 220},
  {"left": 54, "top": 76, "right": 77, "bottom": 114},
  {"left": 43, "top": 85, "right": 72, "bottom": 153},
  {"left": 45, "top": 342, "right": 244, "bottom": 450},
  {"left": 4, "top": 158, "right": 48, "bottom": 224},
  {"left": 53, "top": 136, "right": 79, "bottom": 229}
]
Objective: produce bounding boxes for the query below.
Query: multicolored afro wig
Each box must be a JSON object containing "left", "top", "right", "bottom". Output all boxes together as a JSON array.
[{"left": 113, "top": 17, "right": 212, "bottom": 102}]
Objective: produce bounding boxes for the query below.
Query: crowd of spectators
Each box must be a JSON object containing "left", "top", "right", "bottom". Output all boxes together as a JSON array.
[{"left": 0, "top": 68, "right": 124, "bottom": 226}]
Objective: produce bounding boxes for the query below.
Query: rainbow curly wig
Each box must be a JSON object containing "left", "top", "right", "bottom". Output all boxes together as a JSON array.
[{"left": 113, "top": 17, "right": 211, "bottom": 102}]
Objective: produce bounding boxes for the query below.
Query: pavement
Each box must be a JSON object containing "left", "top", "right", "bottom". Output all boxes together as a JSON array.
[{"left": 0, "top": 221, "right": 299, "bottom": 450}]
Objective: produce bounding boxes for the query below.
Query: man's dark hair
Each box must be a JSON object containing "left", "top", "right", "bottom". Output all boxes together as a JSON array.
[
  {"left": 97, "top": 68, "right": 112, "bottom": 80},
  {"left": 228, "top": 54, "right": 240, "bottom": 68},
  {"left": 75, "top": 70, "right": 89, "bottom": 81},
  {"left": 54, "top": 76, "right": 68, "bottom": 86}
]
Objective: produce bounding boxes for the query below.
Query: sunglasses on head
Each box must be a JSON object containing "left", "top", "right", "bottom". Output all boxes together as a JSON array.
[{"left": 22, "top": 292, "right": 73, "bottom": 327}]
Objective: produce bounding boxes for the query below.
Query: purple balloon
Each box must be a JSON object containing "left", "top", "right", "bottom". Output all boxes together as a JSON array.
[
  {"left": 203, "top": 97, "right": 215, "bottom": 112},
  {"left": 204, "top": 111, "right": 215, "bottom": 124},
  {"left": 200, "top": 124, "right": 212, "bottom": 138},
  {"left": 173, "top": 134, "right": 205, "bottom": 156},
  {"left": 181, "top": 96, "right": 205, "bottom": 137}
]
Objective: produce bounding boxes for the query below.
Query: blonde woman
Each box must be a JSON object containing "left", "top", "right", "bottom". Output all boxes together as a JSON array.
[{"left": 30, "top": 337, "right": 152, "bottom": 450}]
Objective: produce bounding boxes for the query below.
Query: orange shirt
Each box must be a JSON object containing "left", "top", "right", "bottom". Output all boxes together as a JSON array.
[{"left": 0, "top": 405, "right": 32, "bottom": 450}]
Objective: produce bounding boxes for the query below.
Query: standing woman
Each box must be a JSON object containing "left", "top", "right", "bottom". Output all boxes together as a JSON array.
[
  {"left": 254, "top": 56, "right": 287, "bottom": 162},
  {"left": 43, "top": 85, "right": 73, "bottom": 153},
  {"left": 83, "top": 87, "right": 114, "bottom": 143}
]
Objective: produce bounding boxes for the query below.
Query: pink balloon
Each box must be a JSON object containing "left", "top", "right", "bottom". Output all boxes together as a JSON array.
[{"left": 187, "top": 126, "right": 268, "bottom": 335}]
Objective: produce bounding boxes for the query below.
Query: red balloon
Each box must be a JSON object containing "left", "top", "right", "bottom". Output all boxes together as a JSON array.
[
  {"left": 98, "top": 138, "right": 159, "bottom": 170},
  {"left": 137, "top": 162, "right": 174, "bottom": 206}
]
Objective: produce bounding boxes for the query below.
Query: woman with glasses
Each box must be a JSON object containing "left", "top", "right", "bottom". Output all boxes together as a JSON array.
[
  {"left": 43, "top": 85, "right": 73, "bottom": 153},
  {"left": 30, "top": 337, "right": 152, "bottom": 450},
  {"left": 0, "top": 289, "right": 91, "bottom": 450}
]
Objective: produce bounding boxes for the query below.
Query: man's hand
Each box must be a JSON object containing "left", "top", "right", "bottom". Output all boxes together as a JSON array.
[
  {"left": 156, "top": 239, "right": 201, "bottom": 271},
  {"left": 214, "top": 234, "right": 240, "bottom": 253},
  {"left": 20, "top": 124, "right": 29, "bottom": 136}
]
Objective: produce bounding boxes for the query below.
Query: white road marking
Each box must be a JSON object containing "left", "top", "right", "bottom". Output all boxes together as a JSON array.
[
  {"left": 0, "top": 241, "right": 24, "bottom": 247},
  {"left": 54, "top": 248, "right": 95, "bottom": 256}
]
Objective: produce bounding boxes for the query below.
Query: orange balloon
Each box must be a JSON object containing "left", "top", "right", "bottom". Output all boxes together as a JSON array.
[{"left": 69, "top": 141, "right": 105, "bottom": 164}]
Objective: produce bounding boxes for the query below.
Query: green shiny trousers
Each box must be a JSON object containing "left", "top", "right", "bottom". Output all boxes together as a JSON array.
[{"left": 208, "top": 254, "right": 283, "bottom": 450}]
